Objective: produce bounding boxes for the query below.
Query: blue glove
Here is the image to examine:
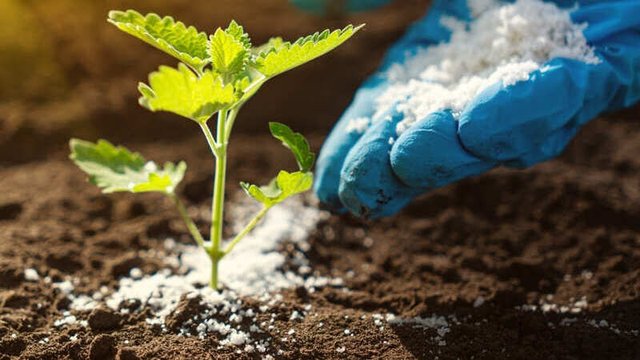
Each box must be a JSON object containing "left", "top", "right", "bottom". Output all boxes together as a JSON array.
[
  {"left": 290, "top": 0, "right": 391, "bottom": 14},
  {"left": 314, "top": 0, "right": 640, "bottom": 218}
]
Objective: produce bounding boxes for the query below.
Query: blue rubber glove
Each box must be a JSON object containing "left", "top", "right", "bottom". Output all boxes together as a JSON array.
[
  {"left": 290, "top": 0, "right": 391, "bottom": 14},
  {"left": 314, "top": 0, "right": 640, "bottom": 218}
]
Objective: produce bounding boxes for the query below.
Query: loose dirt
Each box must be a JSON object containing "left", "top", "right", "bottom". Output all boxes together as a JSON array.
[{"left": 2, "top": 110, "right": 640, "bottom": 359}]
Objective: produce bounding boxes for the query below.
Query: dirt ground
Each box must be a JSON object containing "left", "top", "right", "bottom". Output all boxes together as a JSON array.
[{"left": 1, "top": 0, "right": 639, "bottom": 359}]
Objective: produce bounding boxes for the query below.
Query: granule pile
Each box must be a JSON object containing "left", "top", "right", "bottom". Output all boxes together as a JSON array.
[
  {"left": 59, "top": 197, "right": 341, "bottom": 353},
  {"left": 367, "top": 0, "right": 599, "bottom": 134}
]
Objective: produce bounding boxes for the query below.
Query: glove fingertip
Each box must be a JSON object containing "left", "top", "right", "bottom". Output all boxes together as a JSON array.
[
  {"left": 314, "top": 80, "right": 387, "bottom": 212},
  {"left": 338, "top": 108, "right": 418, "bottom": 219}
]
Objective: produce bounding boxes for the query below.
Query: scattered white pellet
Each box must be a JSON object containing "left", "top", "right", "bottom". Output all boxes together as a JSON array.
[
  {"left": 53, "top": 280, "right": 74, "bottom": 295},
  {"left": 54, "top": 312, "right": 77, "bottom": 327},
  {"left": 227, "top": 332, "right": 248, "bottom": 346},
  {"left": 336, "top": 346, "right": 346, "bottom": 353},
  {"left": 290, "top": 311, "right": 303, "bottom": 321},
  {"left": 345, "top": 117, "right": 370, "bottom": 134},
  {"left": 520, "top": 295, "right": 589, "bottom": 314},
  {"left": 24, "top": 268, "right": 39, "bottom": 281},
  {"left": 129, "top": 268, "right": 143, "bottom": 279},
  {"left": 473, "top": 297, "right": 485, "bottom": 308}
]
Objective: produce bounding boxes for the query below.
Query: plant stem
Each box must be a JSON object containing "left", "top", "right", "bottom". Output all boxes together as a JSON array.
[
  {"left": 223, "top": 206, "right": 270, "bottom": 255},
  {"left": 209, "top": 110, "right": 228, "bottom": 289},
  {"left": 223, "top": 108, "right": 239, "bottom": 141},
  {"left": 169, "top": 193, "right": 206, "bottom": 249},
  {"left": 201, "top": 105, "right": 269, "bottom": 289},
  {"left": 210, "top": 256, "right": 219, "bottom": 289},
  {"left": 199, "top": 122, "right": 220, "bottom": 157}
]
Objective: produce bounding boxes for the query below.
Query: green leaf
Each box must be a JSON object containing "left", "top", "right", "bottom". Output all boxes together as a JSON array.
[
  {"left": 252, "top": 24, "right": 363, "bottom": 77},
  {"left": 225, "top": 20, "right": 251, "bottom": 50},
  {"left": 139, "top": 63, "right": 235, "bottom": 122},
  {"left": 208, "top": 21, "right": 251, "bottom": 76},
  {"left": 234, "top": 76, "right": 251, "bottom": 94},
  {"left": 108, "top": 10, "right": 209, "bottom": 70},
  {"left": 69, "top": 138, "right": 186, "bottom": 194},
  {"left": 269, "top": 122, "right": 315, "bottom": 172},
  {"left": 252, "top": 37, "right": 285, "bottom": 56},
  {"left": 241, "top": 171, "right": 313, "bottom": 207}
]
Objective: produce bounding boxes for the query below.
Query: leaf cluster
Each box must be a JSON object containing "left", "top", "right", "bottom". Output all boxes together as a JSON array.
[{"left": 108, "top": 10, "right": 362, "bottom": 123}]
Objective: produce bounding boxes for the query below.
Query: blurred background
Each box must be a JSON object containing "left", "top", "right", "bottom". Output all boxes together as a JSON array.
[{"left": 0, "top": 0, "right": 429, "bottom": 166}]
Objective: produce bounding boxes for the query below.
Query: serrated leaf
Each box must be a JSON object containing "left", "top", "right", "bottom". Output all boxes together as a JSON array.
[
  {"left": 253, "top": 24, "right": 363, "bottom": 77},
  {"left": 69, "top": 138, "right": 186, "bottom": 194},
  {"left": 139, "top": 63, "right": 235, "bottom": 122},
  {"left": 209, "top": 26, "right": 249, "bottom": 76},
  {"left": 108, "top": 10, "right": 209, "bottom": 70},
  {"left": 269, "top": 122, "right": 315, "bottom": 172},
  {"left": 252, "top": 37, "right": 285, "bottom": 56},
  {"left": 241, "top": 171, "right": 312, "bottom": 207},
  {"left": 225, "top": 20, "right": 251, "bottom": 50}
]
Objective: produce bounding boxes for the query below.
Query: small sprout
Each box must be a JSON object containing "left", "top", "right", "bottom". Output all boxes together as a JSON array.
[{"left": 70, "top": 11, "right": 362, "bottom": 289}]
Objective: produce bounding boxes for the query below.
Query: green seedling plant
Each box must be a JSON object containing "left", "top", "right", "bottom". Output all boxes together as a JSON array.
[{"left": 69, "top": 10, "right": 362, "bottom": 289}]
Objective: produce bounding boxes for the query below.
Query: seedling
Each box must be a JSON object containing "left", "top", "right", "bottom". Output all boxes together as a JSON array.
[{"left": 69, "top": 10, "right": 362, "bottom": 289}]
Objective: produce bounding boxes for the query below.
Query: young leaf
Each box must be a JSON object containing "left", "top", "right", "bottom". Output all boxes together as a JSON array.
[
  {"left": 225, "top": 20, "right": 252, "bottom": 51},
  {"left": 208, "top": 21, "right": 251, "bottom": 76},
  {"left": 241, "top": 171, "right": 313, "bottom": 207},
  {"left": 269, "top": 122, "right": 315, "bottom": 172},
  {"left": 139, "top": 63, "right": 235, "bottom": 123},
  {"left": 253, "top": 24, "right": 363, "bottom": 77},
  {"left": 108, "top": 10, "right": 209, "bottom": 70},
  {"left": 69, "top": 139, "right": 186, "bottom": 194},
  {"left": 240, "top": 179, "right": 280, "bottom": 206}
]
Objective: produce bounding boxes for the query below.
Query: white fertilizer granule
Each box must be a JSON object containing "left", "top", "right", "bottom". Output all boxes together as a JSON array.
[
  {"left": 345, "top": 117, "right": 371, "bottom": 134},
  {"left": 370, "top": 0, "right": 599, "bottom": 135},
  {"left": 24, "top": 268, "right": 39, "bottom": 281}
]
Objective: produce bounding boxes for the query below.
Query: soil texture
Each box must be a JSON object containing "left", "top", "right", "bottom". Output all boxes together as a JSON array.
[{"left": 1, "top": 109, "right": 640, "bottom": 359}]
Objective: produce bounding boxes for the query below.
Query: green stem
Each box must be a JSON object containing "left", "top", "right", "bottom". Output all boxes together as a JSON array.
[
  {"left": 199, "top": 122, "right": 220, "bottom": 157},
  {"left": 169, "top": 193, "right": 206, "bottom": 249},
  {"left": 223, "top": 206, "right": 271, "bottom": 255},
  {"left": 210, "top": 257, "right": 219, "bottom": 289},
  {"left": 209, "top": 110, "right": 228, "bottom": 289},
  {"left": 223, "top": 108, "right": 239, "bottom": 141}
]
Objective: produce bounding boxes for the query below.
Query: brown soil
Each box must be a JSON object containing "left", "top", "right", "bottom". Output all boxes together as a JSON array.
[
  {"left": 1, "top": 111, "right": 639, "bottom": 359},
  {"left": 1, "top": 1, "right": 640, "bottom": 359}
]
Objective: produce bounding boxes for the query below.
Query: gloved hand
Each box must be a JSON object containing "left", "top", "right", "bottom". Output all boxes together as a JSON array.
[{"left": 308, "top": 0, "right": 640, "bottom": 219}]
